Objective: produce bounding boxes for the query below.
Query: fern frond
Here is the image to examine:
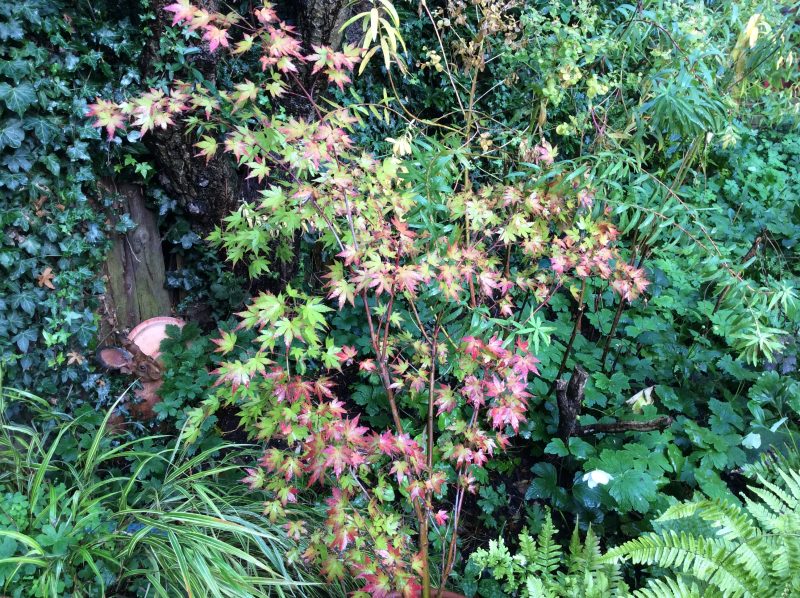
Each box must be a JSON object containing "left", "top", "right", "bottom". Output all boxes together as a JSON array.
[
  {"left": 753, "top": 474, "right": 798, "bottom": 512},
  {"left": 533, "top": 510, "right": 561, "bottom": 576},
  {"left": 656, "top": 500, "right": 704, "bottom": 522},
  {"left": 740, "top": 448, "right": 800, "bottom": 482},
  {"left": 606, "top": 561, "right": 631, "bottom": 597},
  {"left": 633, "top": 575, "right": 711, "bottom": 598},
  {"left": 688, "top": 499, "right": 771, "bottom": 582},
  {"left": 776, "top": 467, "right": 800, "bottom": 501},
  {"left": 610, "top": 530, "right": 760, "bottom": 596},
  {"left": 582, "top": 525, "right": 604, "bottom": 573}
]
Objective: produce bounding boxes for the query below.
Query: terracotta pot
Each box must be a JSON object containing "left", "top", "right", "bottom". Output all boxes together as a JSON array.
[{"left": 387, "top": 591, "right": 466, "bottom": 598}]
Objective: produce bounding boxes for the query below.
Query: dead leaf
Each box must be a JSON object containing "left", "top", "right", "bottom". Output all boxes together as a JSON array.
[
  {"left": 67, "top": 351, "right": 85, "bottom": 366},
  {"left": 37, "top": 267, "right": 56, "bottom": 289}
]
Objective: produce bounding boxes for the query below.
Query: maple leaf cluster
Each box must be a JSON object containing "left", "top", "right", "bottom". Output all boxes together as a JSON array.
[
  {"left": 88, "top": 2, "right": 363, "bottom": 144},
  {"left": 210, "top": 284, "right": 542, "bottom": 596},
  {"left": 84, "top": 4, "right": 654, "bottom": 594},
  {"left": 226, "top": 330, "right": 536, "bottom": 597}
]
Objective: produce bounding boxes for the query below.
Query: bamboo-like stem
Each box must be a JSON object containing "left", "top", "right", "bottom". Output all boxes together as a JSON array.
[{"left": 427, "top": 327, "right": 439, "bottom": 472}]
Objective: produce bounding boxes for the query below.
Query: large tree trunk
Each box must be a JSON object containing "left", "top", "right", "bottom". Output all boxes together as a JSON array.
[
  {"left": 282, "top": 0, "right": 355, "bottom": 117},
  {"left": 142, "top": 0, "right": 241, "bottom": 229},
  {"left": 298, "top": 0, "right": 351, "bottom": 51}
]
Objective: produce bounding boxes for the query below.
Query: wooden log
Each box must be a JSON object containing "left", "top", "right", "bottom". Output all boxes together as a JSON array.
[
  {"left": 555, "top": 365, "right": 673, "bottom": 440},
  {"left": 98, "top": 180, "right": 172, "bottom": 342}
]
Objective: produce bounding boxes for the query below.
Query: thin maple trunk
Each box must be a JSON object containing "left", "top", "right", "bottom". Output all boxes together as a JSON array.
[
  {"left": 550, "top": 278, "right": 587, "bottom": 393},
  {"left": 420, "top": 517, "right": 431, "bottom": 598},
  {"left": 600, "top": 296, "right": 625, "bottom": 373}
]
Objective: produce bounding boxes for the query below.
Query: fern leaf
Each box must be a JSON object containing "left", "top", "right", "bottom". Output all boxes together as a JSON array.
[
  {"left": 633, "top": 575, "right": 711, "bottom": 598},
  {"left": 611, "top": 530, "right": 760, "bottom": 596},
  {"left": 533, "top": 510, "right": 561, "bottom": 576}
]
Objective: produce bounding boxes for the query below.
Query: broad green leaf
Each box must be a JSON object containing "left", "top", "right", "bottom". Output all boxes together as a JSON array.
[{"left": 0, "top": 82, "right": 36, "bottom": 115}]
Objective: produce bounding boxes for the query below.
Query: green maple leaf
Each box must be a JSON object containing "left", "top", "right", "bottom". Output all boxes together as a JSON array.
[
  {"left": 274, "top": 317, "right": 302, "bottom": 346},
  {"left": 194, "top": 135, "right": 218, "bottom": 162},
  {"left": 299, "top": 297, "right": 332, "bottom": 331},
  {"left": 254, "top": 293, "right": 284, "bottom": 325}
]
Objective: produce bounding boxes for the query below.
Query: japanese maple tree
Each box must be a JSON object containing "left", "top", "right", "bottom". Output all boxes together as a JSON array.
[{"left": 88, "top": 2, "right": 648, "bottom": 596}]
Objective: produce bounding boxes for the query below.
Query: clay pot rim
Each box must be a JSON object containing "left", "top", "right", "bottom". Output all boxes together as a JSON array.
[{"left": 128, "top": 316, "right": 185, "bottom": 357}]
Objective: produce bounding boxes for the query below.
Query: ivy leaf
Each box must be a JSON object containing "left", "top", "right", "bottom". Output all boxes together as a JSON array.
[
  {"left": 66, "top": 141, "right": 90, "bottom": 161},
  {"left": 10, "top": 289, "right": 36, "bottom": 315},
  {"left": 608, "top": 469, "right": 658, "bottom": 513},
  {"left": 25, "top": 116, "right": 60, "bottom": 145},
  {"left": 0, "top": 82, "right": 37, "bottom": 115},
  {"left": 0, "top": 119, "right": 25, "bottom": 150},
  {"left": 3, "top": 148, "right": 32, "bottom": 173},
  {"left": 73, "top": 318, "right": 97, "bottom": 347},
  {"left": 41, "top": 153, "right": 60, "bottom": 176},
  {"left": 18, "top": 236, "right": 41, "bottom": 255},
  {"left": 0, "top": 19, "right": 24, "bottom": 41},
  {"left": 0, "top": 59, "right": 32, "bottom": 82},
  {"left": 13, "top": 327, "right": 38, "bottom": 353}
]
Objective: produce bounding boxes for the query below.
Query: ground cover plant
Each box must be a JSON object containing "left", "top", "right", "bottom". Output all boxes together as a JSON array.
[
  {"left": 0, "top": 384, "right": 333, "bottom": 597},
  {"left": 1, "top": 0, "right": 799, "bottom": 596}
]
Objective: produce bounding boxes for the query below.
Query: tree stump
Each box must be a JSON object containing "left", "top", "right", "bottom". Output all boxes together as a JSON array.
[{"left": 99, "top": 180, "right": 172, "bottom": 342}]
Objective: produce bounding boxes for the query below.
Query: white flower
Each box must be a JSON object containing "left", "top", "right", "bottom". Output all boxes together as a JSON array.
[
  {"left": 582, "top": 469, "right": 613, "bottom": 489},
  {"left": 625, "top": 386, "right": 655, "bottom": 413},
  {"left": 742, "top": 432, "right": 761, "bottom": 450}
]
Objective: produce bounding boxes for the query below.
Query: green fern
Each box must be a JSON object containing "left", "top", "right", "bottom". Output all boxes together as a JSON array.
[
  {"left": 531, "top": 509, "right": 561, "bottom": 575},
  {"left": 468, "top": 510, "right": 630, "bottom": 597},
  {"left": 605, "top": 466, "right": 800, "bottom": 597}
]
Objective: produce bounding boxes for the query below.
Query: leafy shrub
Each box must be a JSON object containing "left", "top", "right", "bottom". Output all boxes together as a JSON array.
[
  {"left": 0, "top": 384, "right": 327, "bottom": 597},
  {"left": 346, "top": 0, "right": 800, "bottom": 541},
  {"left": 83, "top": 0, "right": 800, "bottom": 594}
]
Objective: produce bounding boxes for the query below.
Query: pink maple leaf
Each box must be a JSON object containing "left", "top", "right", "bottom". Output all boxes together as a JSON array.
[
  {"left": 163, "top": 0, "right": 195, "bottom": 26},
  {"left": 202, "top": 25, "right": 229, "bottom": 52}
]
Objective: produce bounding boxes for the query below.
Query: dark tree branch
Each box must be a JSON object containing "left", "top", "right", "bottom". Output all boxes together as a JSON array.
[
  {"left": 576, "top": 416, "right": 674, "bottom": 436},
  {"left": 555, "top": 365, "right": 673, "bottom": 441},
  {"left": 555, "top": 366, "right": 588, "bottom": 440}
]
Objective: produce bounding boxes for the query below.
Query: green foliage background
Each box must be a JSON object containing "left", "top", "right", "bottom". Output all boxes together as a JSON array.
[{"left": 0, "top": 0, "right": 799, "bottom": 595}]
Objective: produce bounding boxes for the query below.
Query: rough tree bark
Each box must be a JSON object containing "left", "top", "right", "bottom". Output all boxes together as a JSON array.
[
  {"left": 142, "top": 0, "right": 241, "bottom": 229},
  {"left": 298, "top": 0, "right": 351, "bottom": 52},
  {"left": 282, "top": 0, "right": 355, "bottom": 117}
]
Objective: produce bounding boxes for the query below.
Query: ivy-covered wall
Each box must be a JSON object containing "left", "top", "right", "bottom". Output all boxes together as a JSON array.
[{"left": 0, "top": 1, "right": 144, "bottom": 397}]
